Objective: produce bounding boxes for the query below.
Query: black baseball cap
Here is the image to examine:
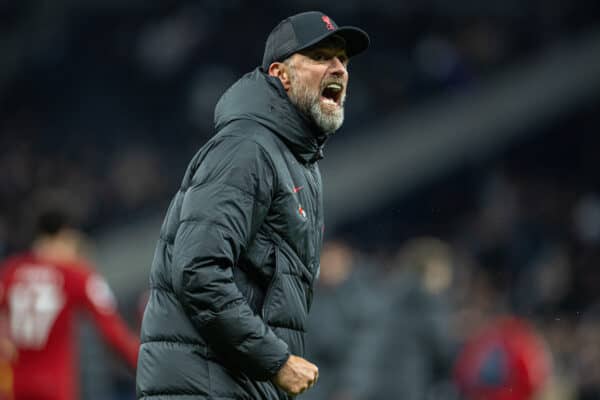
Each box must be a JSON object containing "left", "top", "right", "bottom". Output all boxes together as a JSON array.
[{"left": 262, "top": 11, "right": 370, "bottom": 70}]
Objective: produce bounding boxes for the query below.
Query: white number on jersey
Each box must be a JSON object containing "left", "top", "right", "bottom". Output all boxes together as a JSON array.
[{"left": 8, "top": 280, "right": 66, "bottom": 349}]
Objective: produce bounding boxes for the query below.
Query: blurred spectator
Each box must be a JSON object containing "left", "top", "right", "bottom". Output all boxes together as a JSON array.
[
  {"left": 359, "top": 237, "right": 457, "bottom": 400},
  {"left": 572, "top": 304, "right": 600, "bottom": 400},
  {"left": 0, "top": 209, "right": 139, "bottom": 400},
  {"left": 453, "top": 316, "right": 552, "bottom": 400},
  {"left": 305, "top": 240, "right": 381, "bottom": 400}
]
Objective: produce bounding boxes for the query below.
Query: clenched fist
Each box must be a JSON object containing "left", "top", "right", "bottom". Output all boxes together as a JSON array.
[{"left": 272, "top": 354, "right": 319, "bottom": 396}]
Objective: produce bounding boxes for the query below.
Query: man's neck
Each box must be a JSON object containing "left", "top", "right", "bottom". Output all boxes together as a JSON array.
[{"left": 31, "top": 233, "right": 80, "bottom": 264}]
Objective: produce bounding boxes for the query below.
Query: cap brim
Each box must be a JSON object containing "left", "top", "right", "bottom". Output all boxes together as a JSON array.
[
  {"left": 333, "top": 26, "right": 370, "bottom": 58},
  {"left": 296, "top": 26, "right": 370, "bottom": 59}
]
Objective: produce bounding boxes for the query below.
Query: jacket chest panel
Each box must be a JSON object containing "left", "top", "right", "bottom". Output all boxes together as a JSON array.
[
  {"left": 267, "top": 159, "right": 321, "bottom": 266},
  {"left": 268, "top": 178, "right": 311, "bottom": 255}
]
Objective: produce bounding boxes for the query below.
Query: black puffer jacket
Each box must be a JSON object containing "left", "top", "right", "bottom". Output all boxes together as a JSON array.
[{"left": 136, "top": 68, "right": 326, "bottom": 399}]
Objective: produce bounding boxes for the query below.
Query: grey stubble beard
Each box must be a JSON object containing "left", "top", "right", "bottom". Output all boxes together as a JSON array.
[{"left": 287, "top": 66, "right": 345, "bottom": 135}]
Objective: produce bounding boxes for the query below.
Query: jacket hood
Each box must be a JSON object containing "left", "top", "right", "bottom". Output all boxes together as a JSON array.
[{"left": 214, "top": 68, "right": 327, "bottom": 163}]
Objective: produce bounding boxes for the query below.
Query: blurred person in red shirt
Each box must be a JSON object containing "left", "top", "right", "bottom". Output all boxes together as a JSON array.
[
  {"left": 454, "top": 316, "right": 552, "bottom": 400},
  {"left": 0, "top": 209, "right": 139, "bottom": 400}
]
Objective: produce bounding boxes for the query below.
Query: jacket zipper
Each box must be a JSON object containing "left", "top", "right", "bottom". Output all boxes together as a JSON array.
[{"left": 305, "top": 164, "right": 321, "bottom": 275}]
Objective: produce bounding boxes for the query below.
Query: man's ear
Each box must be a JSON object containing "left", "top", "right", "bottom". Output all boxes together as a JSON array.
[{"left": 268, "top": 62, "right": 292, "bottom": 91}]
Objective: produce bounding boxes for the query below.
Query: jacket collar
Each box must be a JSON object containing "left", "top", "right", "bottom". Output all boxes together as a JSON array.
[{"left": 214, "top": 68, "right": 328, "bottom": 164}]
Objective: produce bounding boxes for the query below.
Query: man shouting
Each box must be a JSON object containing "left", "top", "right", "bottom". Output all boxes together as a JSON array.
[{"left": 136, "top": 11, "right": 369, "bottom": 400}]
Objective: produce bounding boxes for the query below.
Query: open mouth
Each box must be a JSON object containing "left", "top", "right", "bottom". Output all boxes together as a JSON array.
[{"left": 321, "top": 83, "right": 343, "bottom": 106}]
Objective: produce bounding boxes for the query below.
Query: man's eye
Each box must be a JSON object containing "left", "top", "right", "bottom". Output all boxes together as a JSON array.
[{"left": 314, "top": 54, "right": 327, "bottom": 61}]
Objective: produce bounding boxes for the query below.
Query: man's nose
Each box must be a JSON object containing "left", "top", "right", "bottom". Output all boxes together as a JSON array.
[{"left": 329, "top": 57, "right": 347, "bottom": 77}]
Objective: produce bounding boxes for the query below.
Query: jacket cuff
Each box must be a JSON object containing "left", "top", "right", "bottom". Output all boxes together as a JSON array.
[{"left": 268, "top": 350, "right": 291, "bottom": 378}]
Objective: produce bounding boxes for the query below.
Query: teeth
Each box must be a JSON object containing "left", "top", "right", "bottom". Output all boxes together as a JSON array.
[{"left": 325, "top": 83, "right": 342, "bottom": 92}]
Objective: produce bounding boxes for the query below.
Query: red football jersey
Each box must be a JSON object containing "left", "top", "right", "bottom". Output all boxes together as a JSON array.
[{"left": 0, "top": 252, "right": 139, "bottom": 400}]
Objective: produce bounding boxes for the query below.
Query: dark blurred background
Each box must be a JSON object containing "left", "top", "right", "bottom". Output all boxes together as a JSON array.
[{"left": 1, "top": 1, "right": 600, "bottom": 399}]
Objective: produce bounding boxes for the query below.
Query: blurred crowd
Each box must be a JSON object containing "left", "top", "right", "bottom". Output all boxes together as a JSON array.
[
  {"left": 1, "top": 0, "right": 598, "bottom": 255},
  {"left": 1, "top": 1, "right": 600, "bottom": 400},
  {"left": 314, "top": 99, "right": 600, "bottom": 399}
]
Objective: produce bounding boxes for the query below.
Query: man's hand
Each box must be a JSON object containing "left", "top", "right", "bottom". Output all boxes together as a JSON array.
[{"left": 272, "top": 354, "right": 319, "bottom": 395}]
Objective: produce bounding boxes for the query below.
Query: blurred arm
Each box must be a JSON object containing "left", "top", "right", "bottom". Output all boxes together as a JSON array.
[{"left": 83, "top": 273, "right": 140, "bottom": 369}]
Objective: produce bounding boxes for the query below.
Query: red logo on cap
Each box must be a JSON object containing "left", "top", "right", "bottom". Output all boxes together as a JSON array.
[{"left": 321, "top": 15, "right": 335, "bottom": 31}]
